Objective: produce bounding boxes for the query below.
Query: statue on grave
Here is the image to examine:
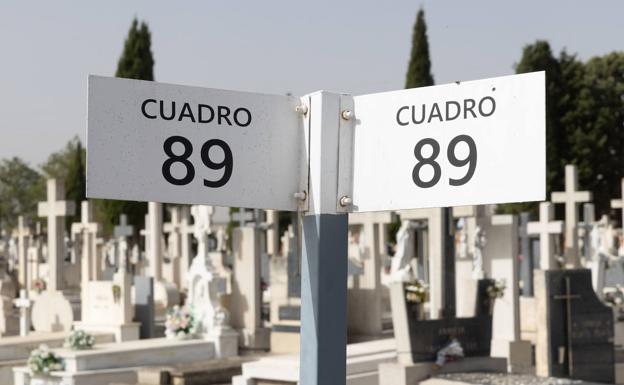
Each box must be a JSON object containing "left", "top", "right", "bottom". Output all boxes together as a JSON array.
[
  {"left": 389, "top": 220, "right": 416, "bottom": 283},
  {"left": 472, "top": 225, "right": 486, "bottom": 279},
  {"left": 105, "top": 239, "right": 116, "bottom": 267}
]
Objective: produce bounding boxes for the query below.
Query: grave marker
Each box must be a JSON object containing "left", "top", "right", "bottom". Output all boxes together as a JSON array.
[
  {"left": 37, "top": 179, "right": 75, "bottom": 291},
  {"left": 551, "top": 165, "right": 592, "bottom": 267},
  {"left": 16, "top": 216, "right": 31, "bottom": 289},
  {"left": 535, "top": 269, "right": 614, "bottom": 383},
  {"left": 527, "top": 202, "right": 563, "bottom": 270}
]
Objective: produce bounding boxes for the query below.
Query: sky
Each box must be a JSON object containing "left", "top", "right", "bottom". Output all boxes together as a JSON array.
[{"left": 0, "top": 1, "right": 622, "bottom": 167}]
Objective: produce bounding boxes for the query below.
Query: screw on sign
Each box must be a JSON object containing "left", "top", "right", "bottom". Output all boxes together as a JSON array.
[{"left": 87, "top": 72, "right": 545, "bottom": 385}]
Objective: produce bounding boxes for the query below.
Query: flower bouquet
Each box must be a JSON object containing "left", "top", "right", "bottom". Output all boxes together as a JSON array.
[
  {"left": 64, "top": 330, "right": 95, "bottom": 350},
  {"left": 405, "top": 280, "right": 428, "bottom": 320},
  {"left": 31, "top": 278, "right": 46, "bottom": 294},
  {"left": 28, "top": 345, "right": 64, "bottom": 375},
  {"left": 165, "top": 305, "right": 196, "bottom": 340}
]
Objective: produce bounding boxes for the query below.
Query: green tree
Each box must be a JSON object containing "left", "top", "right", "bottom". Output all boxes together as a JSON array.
[
  {"left": 499, "top": 41, "right": 565, "bottom": 216},
  {"left": 40, "top": 136, "right": 86, "bottom": 228},
  {"left": 567, "top": 52, "right": 624, "bottom": 218},
  {"left": 98, "top": 18, "right": 155, "bottom": 235},
  {"left": 405, "top": 8, "right": 434, "bottom": 89},
  {"left": 65, "top": 140, "right": 86, "bottom": 227},
  {"left": 115, "top": 18, "right": 154, "bottom": 81},
  {"left": 0, "top": 158, "right": 45, "bottom": 229}
]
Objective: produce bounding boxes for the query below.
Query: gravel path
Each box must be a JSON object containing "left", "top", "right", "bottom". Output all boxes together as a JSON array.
[{"left": 434, "top": 373, "right": 609, "bottom": 385}]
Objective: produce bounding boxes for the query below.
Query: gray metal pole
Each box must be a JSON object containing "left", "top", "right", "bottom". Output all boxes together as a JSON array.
[
  {"left": 299, "top": 91, "right": 350, "bottom": 385},
  {"left": 300, "top": 214, "right": 348, "bottom": 384}
]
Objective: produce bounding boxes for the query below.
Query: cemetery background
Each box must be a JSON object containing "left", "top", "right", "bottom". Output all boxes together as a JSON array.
[{"left": 0, "top": 3, "right": 623, "bottom": 385}]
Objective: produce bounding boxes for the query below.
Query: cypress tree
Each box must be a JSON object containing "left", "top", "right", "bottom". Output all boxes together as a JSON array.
[
  {"left": 65, "top": 140, "right": 86, "bottom": 228},
  {"left": 405, "top": 8, "right": 434, "bottom": 89},
  {"left": 98, "top": 18, "right": 154, "bottom": 235},
  {"left": 115, "top": 19, "right": 154, "bottom": 81}
]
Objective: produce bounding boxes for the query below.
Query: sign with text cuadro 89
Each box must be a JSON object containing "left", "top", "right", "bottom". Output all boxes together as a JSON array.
[
  {"left": 87, "top": 76, "right": 306, "bottom": 211},
  {"left": 349, "top": 71, "right": 545, "bottom": 212}
]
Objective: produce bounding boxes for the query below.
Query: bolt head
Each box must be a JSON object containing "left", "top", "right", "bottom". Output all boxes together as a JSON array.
[{"left": 341, "top": 110, "right": 353, "bottom": 120}]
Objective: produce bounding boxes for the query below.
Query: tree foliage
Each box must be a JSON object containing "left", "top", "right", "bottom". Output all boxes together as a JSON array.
[
  {"left": 97, "top": 18, "right": 155, "bottom": 235},
  {"left": 40, "top": 136, "right": 86, "bottom": 228},
  {"left": 115, "top": 18, "right": 154, "bottom": 81},
  {"left": 0, "top": 158, "right": 44, "bottom": 229},
  {"left": 499, "top": 42, "right": 624, "bottom": 219},
  {"left": 405, "top": 8, "right": 434, "bottom": 89}
]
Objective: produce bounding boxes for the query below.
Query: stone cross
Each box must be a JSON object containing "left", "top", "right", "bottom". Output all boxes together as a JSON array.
[
  {"left": 114, "top": 214, "right": 134, "bottom": 273},
  {"left": 527, "top": 202, "right": 564, "bottom": 270},
  {"left": 265, "top": 210, "right": 280, "bottom": 257},
  {"left": 232, "top": 208, "right": 253, "bottom": 228},
  {"left": 16, "top": 216, "right": 31, "bottom": 288},
  {"left": 37, "top": 179, "right": 75, "bottom": 292},
  {"left": 178, "top": 207, "right": 194, "bottom": 288},
  {"left": 611, "top": 178, "right": 624, "bottom": 228},
  {"left": 164, "top": 206, "right": 184, "bottom": 287},
  {"left": 551, "top": 165, "right": 592, "bottom": 266},
  {"left": 579, "top": 203, "right": 595, "bottom": 260},
  {"left": 13, "top": 289, "right": 32, "bottom": 337},
  {"left": 146, "top": 202, "right": 164, "bottom": 280},
  {"left": 191, "top": 205, "right": 213, "bottom": 263},
  {"left": 71, "top": 201, "right": 101, "bottom": 283}
]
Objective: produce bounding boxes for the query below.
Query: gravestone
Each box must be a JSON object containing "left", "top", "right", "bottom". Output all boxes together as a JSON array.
[
  {"left": 74, "top": 214, "right": 140, "bottom": 341},
  {"left": 134, "top": 276, "right": 155, "bottom": 339},
  {"left": 380, "top": 209, "right": 505, "bottom": 385},
  {"left": 32, "top": 179, "right": 78, "bottom": 332},
  {"left": 527, "top": 202, "right": 563, "bottom": 270},
  {"left": 270, "top": 223, "right": 302, "bottom": 353},
  {"left": 535, "top": 269, "right": 614, "bottom": 383},
  {"left": 16, "top": 216, "right": 31, "bottom": 289},
  {"left": 488, "top": 215, "right": 532, "bottom": 373},
  {"left": 163, "top": 205, "right": 183, "bottom": 288},
  {"left": 187, "top": 204, "right": 238, "bottom": 358},
  {"left": 231, "top": 219, "right": 270, "bottom": 350},
  {"left": 347, "top": 211, "right": 394, "bottom": 338}
]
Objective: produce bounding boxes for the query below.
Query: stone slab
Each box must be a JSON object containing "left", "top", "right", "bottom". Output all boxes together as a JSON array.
[
  {"left": 0, "top": 331, "right": 114, "bottom": 361},
  {"left": 233, "top": 338, "right": 396, "bottom": 384}
]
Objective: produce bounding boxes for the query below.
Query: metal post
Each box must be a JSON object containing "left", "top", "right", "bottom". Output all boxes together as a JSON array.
[{"left": 299, "top": 91, "right": 349, "bottom": 385}]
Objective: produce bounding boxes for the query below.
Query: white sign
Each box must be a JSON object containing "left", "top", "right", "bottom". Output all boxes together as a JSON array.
[
  {"left": 87, "top": 76, "right": 307, "bottom": 211},
  {"left": 347, "top": 72, "right": 545, "bottom": 212}
]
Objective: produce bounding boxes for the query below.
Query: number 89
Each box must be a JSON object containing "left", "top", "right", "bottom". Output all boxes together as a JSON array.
[
  {"left": 412, "top": 135, "right": 477, "bottom": 188},
  {"left": 162, "top": 136, "right": 233, "bottom": 188}
]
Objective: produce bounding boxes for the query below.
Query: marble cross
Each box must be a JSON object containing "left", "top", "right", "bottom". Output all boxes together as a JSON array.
[
  {"left": 71, "top": 201, "right": 101, "bottom": 283},
  {"left": 37, "top": 179, "right": 75, "bottom": 292},
  {"left": 232, "top": 208, "right": 254, "bottom": 228},
  {"left": 16, "top": 216, "right": 31, "bottom": 288},
  {"left": 551, "top": 165, "right": 592, "bottom": 266},
  {"left": 114, "top": 214, "right": 134, "bottom": 273},
  {"left": 527, "top": 202, "right": 564, "bottom": 270},
  {"left": 13, "top": 289, "right": 32, "bottom": 337}
]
